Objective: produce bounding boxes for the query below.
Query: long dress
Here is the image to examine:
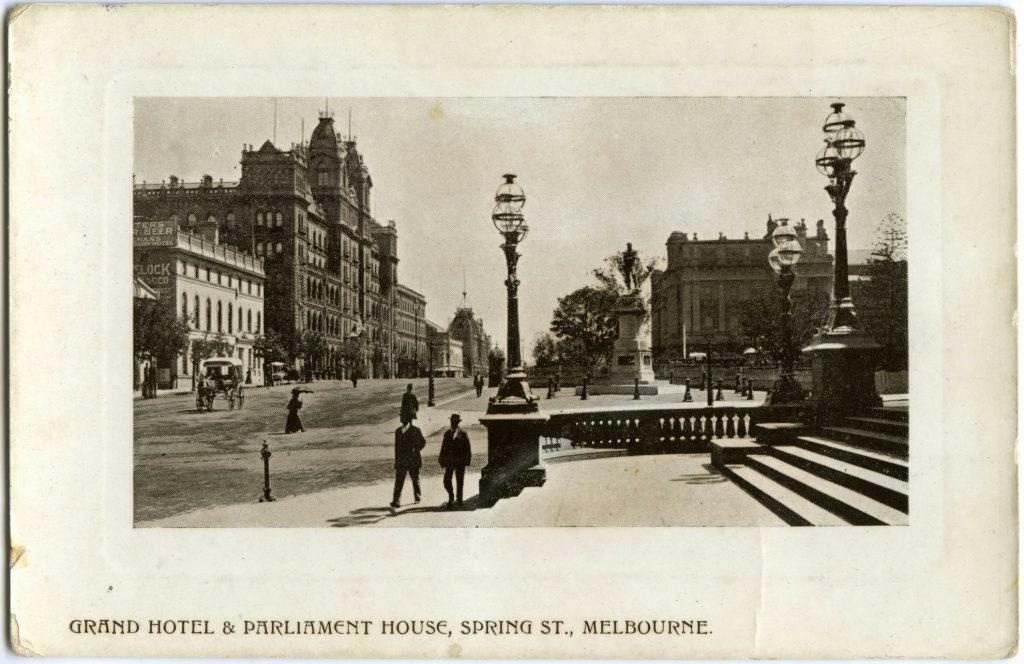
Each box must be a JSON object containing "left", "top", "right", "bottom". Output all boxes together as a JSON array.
[{"left": 285, "top": 397, "right": 303, "bottom": 433}]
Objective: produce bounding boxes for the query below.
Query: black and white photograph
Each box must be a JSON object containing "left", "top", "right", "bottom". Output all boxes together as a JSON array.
[{"left": 132, "top": 97, "right": 908, "bottom": 527}]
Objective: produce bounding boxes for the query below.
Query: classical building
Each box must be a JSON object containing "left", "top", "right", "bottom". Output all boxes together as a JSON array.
[
  {"left": 425, "top": 321, "right": 463, "bottom": 377},
  {"left": 395, "top": 283, "right": 428, "bottom": 377},
  {"left": 651, "top": 216, "right": 834, "bottom": 360},
  {"left": 133, "top": 112, "right": 423, "bottom": 379},
  {"left": 133, "top": 218, "right": 266, "bottom": 388},
  {"left": 448, "top": 306, "right": 493, "bottom": 377}
]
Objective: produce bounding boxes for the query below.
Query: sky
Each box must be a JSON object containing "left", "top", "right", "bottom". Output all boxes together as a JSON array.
[{"left": 135, "top": 97, "right": 905, "bottom": 361}]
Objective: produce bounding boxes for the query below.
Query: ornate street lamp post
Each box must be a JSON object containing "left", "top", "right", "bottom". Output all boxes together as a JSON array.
[
  {"left": 427, "top": 335, "right": 437, "bottom": 407},
  {"left": 487, "top": 174, "right": 537, "bottom": 414},
  {"left": 803, "top": 102, "right": 882, "bottom": 422},
  {"left": 765, "top": 219, "right": 805, "bottom": 405},
  {"left": 479, "top": 174, "right": 545, "bottom": 505}
]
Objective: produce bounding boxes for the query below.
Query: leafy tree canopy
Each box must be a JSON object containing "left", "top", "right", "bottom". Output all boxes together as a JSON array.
[{"left": 134, "top": 299, "right": 190, "bottom": 361}]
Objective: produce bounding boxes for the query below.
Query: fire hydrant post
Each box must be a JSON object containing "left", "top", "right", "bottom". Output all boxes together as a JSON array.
[{"left": 259, "top": 441, "right": 275, "bottom": 503}]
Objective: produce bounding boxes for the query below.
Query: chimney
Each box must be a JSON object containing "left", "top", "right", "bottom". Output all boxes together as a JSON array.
[
  {"left": 168, "top": 175, "right": 179, "bottom": 188},
  {"left": 201, "top": 174, "right": 213, "bottom": 188},
  {"left": 198, "top": 215, "right": 219, "bottom": 244}
]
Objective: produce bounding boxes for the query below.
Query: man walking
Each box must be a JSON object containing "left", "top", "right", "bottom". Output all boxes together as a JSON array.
[
  {"left": 400, "top": 383, "right": 419, "bottom": 422},
  {"left": 473, "top": 372, "right": 484, "bottom": 397},
  {"left": 438, "top": 413, "right": 471, "bottom": 509},
  {"left": 391, "top": 413, "right": 425, "bottom": 509}
]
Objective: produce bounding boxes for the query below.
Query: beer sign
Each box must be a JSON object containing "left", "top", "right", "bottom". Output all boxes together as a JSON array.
[{"left": 134, "top": 219, "right": 176, "bottom": 247}]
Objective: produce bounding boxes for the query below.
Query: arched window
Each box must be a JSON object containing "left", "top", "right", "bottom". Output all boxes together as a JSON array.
[
  {"left": 227, "top": 303, "right": 233, "bottom": 334},
  {"left": 170, "top": 214, "right": 180, "bottom": 229},
  {"left": 217, "top": 301, "right": 223, "bottom": 332},
  {"left": 247, "top": 310, "right": 252, "bottom": 332},
  {"left": 181, "top": 292, "right": 188, "bottom": 322},
  {"left": 276, "top": 242, "right": 283, "bottom": 254},
  {"left": 187, "top": 213, "right": 197, "bottom": 227},
  {"left": 276, "top": 212, "right": 283, "bottom": 227},
  {"left": 226, "top": 212, "right": 236, "bottom": 228},
  {"left": 256, "top": 212, "right": 264, "bottom": 226},
  {"left": 256, "top": 312, "right": 261, "bottom": 333},
  {"left": 256, "top": 242, "right": 263, "bottom": 256},
  {"left": 194, "top": 295, "right": 200, "bottom": 327},
  {"left": 206, "top": 299, "right": 212, "bottom": 331}
]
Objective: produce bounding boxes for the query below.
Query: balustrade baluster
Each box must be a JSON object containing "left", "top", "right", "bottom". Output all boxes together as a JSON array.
[
  {"left": 725, "top": 410, "right": 736, "bottom": 438},
  {"left": 737, "top": 412, "right": 747, "bottom": 438},
  {"left": 681, "top": 415, "right": 693, "bottom": 442},
  {"left": 714, "top": 412, "right": 726, "bottom": 439},
  {"left": 670, "top": 416, "right": 682, "bottom": 450}
]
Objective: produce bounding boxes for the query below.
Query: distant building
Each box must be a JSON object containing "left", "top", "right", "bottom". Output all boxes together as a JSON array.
[
  {"left": 651, "top": 216, "right": 834, "bottom": 360},
  {"left": 448, "top": 306, "right": 493, "bottom": 377},
  {"left": 395, "top": 284, "right": 428, "bottom": 377},
  {"left": 133, "top": 218, "right": 266, "bottom": 388},
  {"left": 425, "top": 321, "right": 463, "bottom": 377},
  {"left": 133, "top": 112, "right": 424, "bottom": 379}
]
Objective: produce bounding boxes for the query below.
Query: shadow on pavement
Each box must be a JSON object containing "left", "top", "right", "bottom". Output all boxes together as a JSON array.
[
  {"left": 670, "top": 464, "right": 728, "bottom": 485},
  {"left": 326, "top": 495, "right": 484, "bottom": 527}
]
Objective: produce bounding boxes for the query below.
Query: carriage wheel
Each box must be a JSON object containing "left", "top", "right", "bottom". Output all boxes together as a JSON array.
[{"left": 237, "top": 390, "right": 245, "bottom": 409}]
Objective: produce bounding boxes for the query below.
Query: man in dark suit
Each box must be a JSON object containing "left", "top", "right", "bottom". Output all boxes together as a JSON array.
[
  {"left": 438, "top": 413, "right": 472, "bottom": 508},
  {"left": 400, "top": 383, "right": 419, "bottom": 422},
  {"left": 391, "top": 413, "right": 426, "bottom": 509}
]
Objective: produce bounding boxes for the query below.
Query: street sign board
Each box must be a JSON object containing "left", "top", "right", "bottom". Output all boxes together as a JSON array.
[{"left": 133, "top": 219, "right": 176, "bottom": 247}]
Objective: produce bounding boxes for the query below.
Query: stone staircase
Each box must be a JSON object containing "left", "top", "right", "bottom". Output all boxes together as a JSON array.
[{"left": 718, "top": 406, "right": 908, "bottom": 526}]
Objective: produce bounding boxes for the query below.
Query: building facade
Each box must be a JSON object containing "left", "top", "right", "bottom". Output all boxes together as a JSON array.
[
  {"left": 395, "top": 284, "right": 428, "bottom": 377},
  {"left": 651, "top": 216, "right": 834, "bottom": 360},
  {"left": 133, "top": 112, "right": 422, "bottom": 379},
  {"left": 424, "top": 322, "right": 464, "bottom": 377},
  {"left": 133, "top": 219, "right": 266, "bottom": 388},
  {"left": 447, "top": 306, "right": 493, "bottom": 377}
]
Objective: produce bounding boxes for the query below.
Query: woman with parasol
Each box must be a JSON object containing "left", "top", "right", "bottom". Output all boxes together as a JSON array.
[{"left": 285, "top": 387, "right": 313, "bottom": 433}]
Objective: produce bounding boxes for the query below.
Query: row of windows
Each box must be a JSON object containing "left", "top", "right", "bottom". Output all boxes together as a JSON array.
[
  {"left": 179, "top": 261, "right": 262, "bottom": 296},
  {"left": 181, "top": 292, "right": 261, "bottom": 335},
  {"left": 256, "top": 241, "right": 285, "bottom": 256},
  {"left": 256, "top": 210, "right": 285, "bottom": 227},
  {"left": 306, "top": 311, "right": 346, "bottom": 336}
]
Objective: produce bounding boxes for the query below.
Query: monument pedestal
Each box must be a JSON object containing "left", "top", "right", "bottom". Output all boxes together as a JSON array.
[{"left": 581, "top": 291, "right": 658, "bottom": 396}]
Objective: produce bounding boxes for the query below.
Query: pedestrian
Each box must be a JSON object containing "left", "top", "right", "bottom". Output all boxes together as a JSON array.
[
  {"left": 351, "top": 371, "right": 359, "bottom": 389},
  {"left": 285, "top": 388, "right": 304, "bottom": 433},
  {"left": 391, "top": 413, "right": 426, "bottom": 508},
  {"left": 245, "top": 369, "right": 252, "bottom": 385},
  {"left": 438, "top": 413, "right": 471, "bottom": 509},
  {"left": 554, "top": 370, "right": 561, "bottom": 393},
  {"left": 400, "top": 383, "right": 419, "bottom": 421},
  {"left": 474, "top": 372, "right": 484, "bottom": 397}
]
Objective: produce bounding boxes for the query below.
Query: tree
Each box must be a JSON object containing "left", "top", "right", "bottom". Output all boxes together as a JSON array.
[
  {"left": 857, "top": 213, "right": 908, "bottom": 371},
  {"left": 592, "top": 250, "right": 662, "bottom": 323},
  {"left": 738, "top": 288, "right": 831, "bottom": 365},
  {"left": 191, "top": 332, "right": 235, "bottom": 366},
  {"left": 339, "top": 336, "right": 366, "bottom": 375},
  {"left": 133, "top": 299, "right": 190, "bottom": 365},
  {"left": 253, "top": 329, "right": 288, "bottom": 366},
  {"left": 549, "top": 286, "right": 620, "bottom": 368},
  {"left": 531, "top": 333, "right": 560, "bottom": 368}
]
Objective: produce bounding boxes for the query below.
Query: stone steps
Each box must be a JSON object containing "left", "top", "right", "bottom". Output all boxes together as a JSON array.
[{"left": 714, "top": 408, "right": 910, "bottom": 527}]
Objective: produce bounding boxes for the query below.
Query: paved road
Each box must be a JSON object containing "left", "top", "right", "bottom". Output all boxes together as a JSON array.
[{"left": 133, "top": 377, "right": 483, "bottom": 522}]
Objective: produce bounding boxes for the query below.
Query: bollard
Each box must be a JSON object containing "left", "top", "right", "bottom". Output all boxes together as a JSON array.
[
  {"left": 547, "top": 378, "right": 554, "bottom": 399},
  {"left": 734, "top": 373, "right": 742, "bottom": 394},
  {"left": 633, "top": 377, "right": 641, "bottom": 400},
  {"left": 580, "top": 377, "right": 588, "bottom": 401},
  {"left": 259, "top": 442, "right": 275, "bottom": 502},
  {"left": 715, "top": 380, "right": 724, "bottom": 402},
  {"left": 669, "top": 371, "right": 675, "bottom": 385},
  {"left": 746, "top": 379, "right": 754, "bottom": 401},
  {"left": 683, "top": 378, "right": 693, "bottom": 402}
]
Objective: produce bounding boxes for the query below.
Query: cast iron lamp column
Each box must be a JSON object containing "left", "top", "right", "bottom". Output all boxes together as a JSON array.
[
  {"left": 765, "top": 220, "right": 805, "bottom": 405},
  {"left": 487, "top": 174, "right": 537, "bottom": 414},
  {"left": 480, "top": 174, "right": 545, "bottom": 505},
  {"left": 803, "top": 102, "right": 882, "bottom": 422}
]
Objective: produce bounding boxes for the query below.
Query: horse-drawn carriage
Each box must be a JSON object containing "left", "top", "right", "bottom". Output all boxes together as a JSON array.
[{"left": 196, "top": 357, "right": 246, "bottom": 412}]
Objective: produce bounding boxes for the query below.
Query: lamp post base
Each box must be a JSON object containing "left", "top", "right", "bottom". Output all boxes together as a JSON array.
[
  {"left": 802, "top": 327, "right": 882, "bottom": 425},
  {"left": 480, "top": 368, "right": 544, "bottom": 506}
]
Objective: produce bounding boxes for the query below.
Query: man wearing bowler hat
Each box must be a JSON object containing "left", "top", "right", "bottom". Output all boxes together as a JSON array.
[
  {"left": 438, "top": 413, "right": 472, "bottom": 509},
  {"left": 390, "top": 412, "right": 426, "bottom": 509}
]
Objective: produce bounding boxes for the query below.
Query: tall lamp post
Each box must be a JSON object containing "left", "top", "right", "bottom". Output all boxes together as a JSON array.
[
  {"left": 765, "top": 219, "right": 805, "bottom": 405},
  {"left": 479, "top": 174, "right": 545, "bottom": 505},
  {"left": 427, "top": 335, "right": 437, "bottom": 407},
  {"left": 486, "top": 174, "right": 537, "bottom": 415},
  {"left": 803, "top": 102, "right": 882, "bottom": 421}
]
